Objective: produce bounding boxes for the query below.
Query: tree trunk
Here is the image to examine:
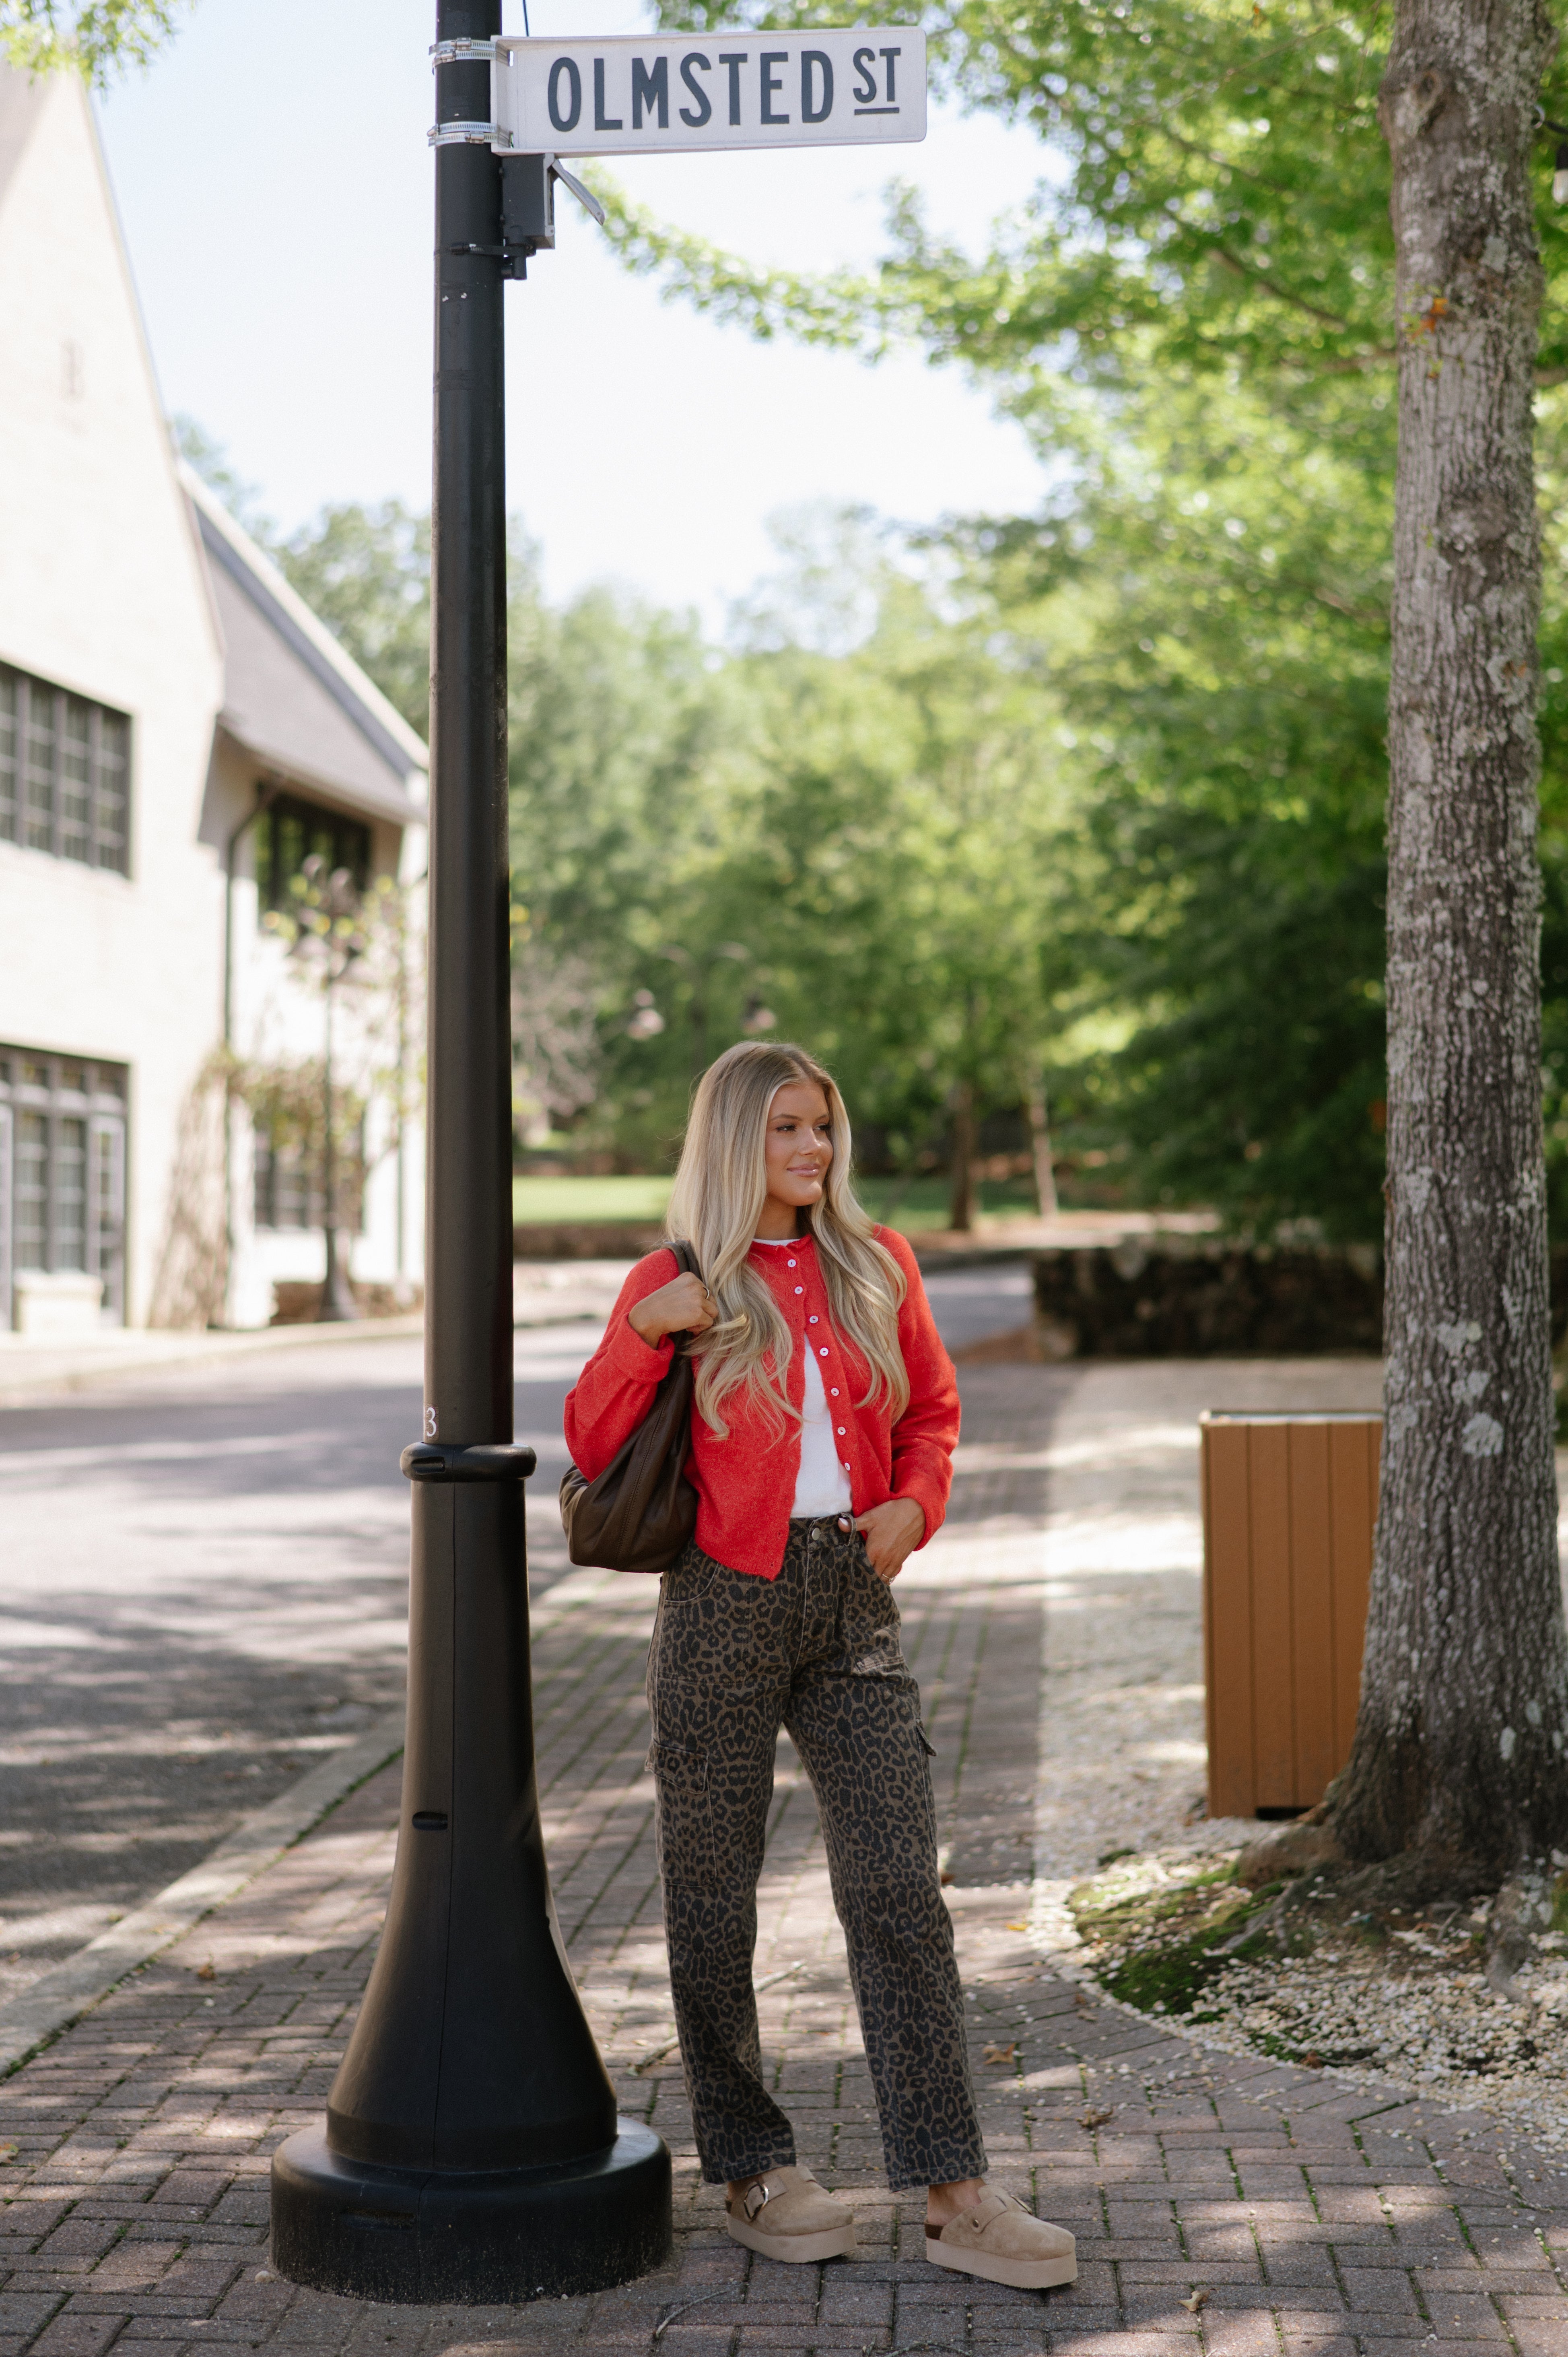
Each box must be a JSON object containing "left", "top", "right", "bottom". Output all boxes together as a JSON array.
[
  {"left": 1325, "top": 0, "right": 1568, "bottom": 1884},
  {"left": 1027, "top": 1077, "right": 1059, "bottom": 1219},
  {"left": 948, "top": 1081, "right": 977, "bottom": 1232}
]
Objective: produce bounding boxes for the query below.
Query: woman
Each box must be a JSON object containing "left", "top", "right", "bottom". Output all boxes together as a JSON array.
[{"left": 564, "top": 1041, "right": 1076, "bottom": 2290}]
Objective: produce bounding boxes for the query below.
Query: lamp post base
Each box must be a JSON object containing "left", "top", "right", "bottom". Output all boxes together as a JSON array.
[{"left": 270, "top": 2120, "right": 672, "bottom": 2303}]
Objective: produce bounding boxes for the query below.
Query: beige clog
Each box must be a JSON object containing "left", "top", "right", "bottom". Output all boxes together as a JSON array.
[
  {"left": 925, "top": 2189, "right": 1077, "bottom": 2289},
  {"left": 725, "top": 2165, "right": 858, "bottom": 2262}
]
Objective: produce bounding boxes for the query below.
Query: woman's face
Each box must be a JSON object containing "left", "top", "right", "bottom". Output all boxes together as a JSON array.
[{"left": 764, "top": 1081, "right": 834, "bottom": 1213}]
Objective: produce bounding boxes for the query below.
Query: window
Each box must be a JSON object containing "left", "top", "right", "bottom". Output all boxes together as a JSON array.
[
  {"left": 253, "top": 1125, "right": 366, "bottom": 1234},
  {"left": 0, "top": 1049, "right": 127, "bottom": 1327},
  {"left": 0, "top": 663, "right": 130, "bottom": 874},
  {"left": 253, "top": 1138, "right": 319, "bottom": 1233},
  {"left": 253, "top": 793, "right": 371, "bottom": 916}
]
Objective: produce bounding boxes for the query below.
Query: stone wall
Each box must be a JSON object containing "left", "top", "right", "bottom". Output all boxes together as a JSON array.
[
  {"left": 1031, "top": 1237, "right": 1568, "bottom": 1357},
  {"left": 1030, "top": 1239, "right": 1384, "bottom": 1358}
]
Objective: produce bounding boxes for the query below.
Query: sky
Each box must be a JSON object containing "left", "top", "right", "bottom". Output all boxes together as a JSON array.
[{"left": 96, "top": 0, "right": 1053, "bottom": 625}]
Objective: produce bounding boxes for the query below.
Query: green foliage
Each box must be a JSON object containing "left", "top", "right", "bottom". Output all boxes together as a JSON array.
[
  {"left": 507, "top": 567, "right": 740, "bottom": 1158},
  {"left": 635, "top": 0, "right": 1568, "bottom": 390},
  {"left": 596, "top": 0, "right": 1568, "bottom": 1231},
  {"left": 505, "top": 513, "right": 1071, "bottom": 1170},
  {"left": 982, "top": 371, "right": 1392, "bottom": 1234},
  {"left": 274, "top": 505, "right": 432, "bottom": 741},
  {"left": 0, "top": 0, "right": 185, "bottom": 81},
  {"left": 709, "top": 559, "right": 1068, "bottom": 1150}
]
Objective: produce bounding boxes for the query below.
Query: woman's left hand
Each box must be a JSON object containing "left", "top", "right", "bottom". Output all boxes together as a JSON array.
[{"left": 854, "top": 1497, "right": 927, "bottom": 1583}]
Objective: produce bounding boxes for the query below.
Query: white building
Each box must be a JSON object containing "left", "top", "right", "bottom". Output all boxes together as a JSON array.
[{"left": 0, "top": 63, "right": 427, "bottom": 1334}]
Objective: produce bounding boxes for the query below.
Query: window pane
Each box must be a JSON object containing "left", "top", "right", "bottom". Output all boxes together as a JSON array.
[
  {"left": 275, "top": 810, "right": 306, "bottom": 909},
  {"left": 15, "top": 1112, "right": 47, "bottom": 1270},
  {"left": 92, "top": 1120, "right": 124, "bottom": 1297},
  {"left": 56, "top": 1118, "right": 87, "bottom": 1269},
  {"left": 24, "top": 686, "right": 54, "bottom": 852},
  {"left": 60, "top": 698, "right": 91, "bottom": 864},
  {"left": 255, "top": 794, "right": 373, "bottom": 913},
  {"left": 95, "top": 712, "right": 128, "bottom": 874},
  {"left": 0, "top": 670, "right": 16, "bottom": 844},
  {"left": 0, "top": 667, "right": 129, "bottom": 873},
  {"left": 255, "top": 1140, "right": 318, "bottom": 1230}
]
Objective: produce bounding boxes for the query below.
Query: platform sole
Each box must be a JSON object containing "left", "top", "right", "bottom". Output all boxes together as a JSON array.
[
  {"left": 726, "top": 2213, "right": 857, "bottom": 2263},
  {"left": 926, "top": 2236, "right": 1077, "bottom": 2290}
]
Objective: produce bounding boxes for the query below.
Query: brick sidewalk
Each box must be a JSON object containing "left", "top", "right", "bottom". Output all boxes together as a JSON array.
[{"left": 4, "top": 1366, "right": 1567, "bottom": 2357}]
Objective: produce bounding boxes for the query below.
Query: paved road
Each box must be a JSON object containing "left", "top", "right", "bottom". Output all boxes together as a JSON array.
[{"left": 0, "top": 1268, "right": 1030, "bottom": 2001}]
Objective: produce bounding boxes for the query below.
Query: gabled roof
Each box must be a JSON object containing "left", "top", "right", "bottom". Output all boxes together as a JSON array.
[
  {"left": 183, "top": 467, "right": 429, "bottom": 831},
  {"left": 0, "top": 58, "right": 46, "bottom": 223}
]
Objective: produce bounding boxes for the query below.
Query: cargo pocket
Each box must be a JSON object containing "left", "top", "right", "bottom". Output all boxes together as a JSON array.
[
  {"left": 646, "top": 1736, "right": 716, "bottom": 1890},
  {"left": 661, "top": 1545, "right": 720, "bottom": 1606}
]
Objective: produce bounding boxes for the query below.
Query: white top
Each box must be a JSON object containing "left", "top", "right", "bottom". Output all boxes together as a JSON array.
[{"left": 753, "top": 1237, "right": 854, "bottom": 1520}]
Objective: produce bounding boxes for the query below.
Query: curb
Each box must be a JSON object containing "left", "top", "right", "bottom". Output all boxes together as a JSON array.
[
  {"left": 0, "top": 1318, "right": 426, "bottom": 1409},
  {"left": 0, "top": 1710, "right": 407, "bottom": 2078}
]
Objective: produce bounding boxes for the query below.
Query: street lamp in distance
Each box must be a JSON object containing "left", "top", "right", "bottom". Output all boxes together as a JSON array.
[{"left": 269, "top": 854, "right": 366, "bottom": 1324}]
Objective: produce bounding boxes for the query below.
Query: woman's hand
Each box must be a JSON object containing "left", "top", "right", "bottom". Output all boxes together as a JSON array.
[
  {"left": 627, "top": 1271, "right": 717, "bottom": 1346},
  {"left": 855, "top": 1497, "right": 927, "bottom": 1583}
]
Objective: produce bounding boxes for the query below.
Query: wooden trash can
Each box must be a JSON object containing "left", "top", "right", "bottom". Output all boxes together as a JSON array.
[{"left": 1200, "top": 1412, "right": 1381, "bottom": 1820}]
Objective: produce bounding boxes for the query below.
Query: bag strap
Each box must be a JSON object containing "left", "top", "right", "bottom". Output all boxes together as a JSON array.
[{"left": 660, "top": 1238, "right": 703, "bottom": 1353}]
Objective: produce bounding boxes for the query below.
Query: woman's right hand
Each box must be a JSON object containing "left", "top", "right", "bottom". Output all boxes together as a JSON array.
[{"left": 628, "top": 1271, "right": 716, "bottom": 1345}]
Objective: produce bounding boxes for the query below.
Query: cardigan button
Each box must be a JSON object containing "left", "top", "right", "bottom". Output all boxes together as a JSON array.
[
  {"left": 794, "top": 1285, "right": 804, "bottom": 1295},
  {"left": 819, "top": 1347, "right": 828, "bottom": 1357}
]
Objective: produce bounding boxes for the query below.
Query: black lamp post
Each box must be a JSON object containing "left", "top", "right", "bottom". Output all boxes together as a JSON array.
[{"left": 267, "top": 0, "right": 672, "bottom": 2301}]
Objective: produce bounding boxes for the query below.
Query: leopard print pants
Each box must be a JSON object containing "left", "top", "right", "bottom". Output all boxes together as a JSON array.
[{"left": 645, "top": 1514, "right": 987, "bottom": 2190}]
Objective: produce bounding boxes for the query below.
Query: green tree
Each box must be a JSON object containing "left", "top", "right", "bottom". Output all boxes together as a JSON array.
[
  {"left": 711, "top": 558, "right": 1068, "bottom": 1215},
  {"left": 507, "top": 572, "right": 742, "bottom": 1160},
  {"left": 275, "top": 504, "right": 432, "bottom": 740},
  {"left": 0, "top": 0, "right": 185, "bottom": 79},
  {"left": 619, "top": 0, "right": 1566, "bottom": 388},
  {"left": 970, "top": 371, "right": 1394, "bottom": 1237}
]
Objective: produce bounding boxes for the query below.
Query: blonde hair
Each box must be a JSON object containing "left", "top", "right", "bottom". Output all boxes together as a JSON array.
[{"left": 666, "top": 1041, "right": 909, "bottom": 1440}]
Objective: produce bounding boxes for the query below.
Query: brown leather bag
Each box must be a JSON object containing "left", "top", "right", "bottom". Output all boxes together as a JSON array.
[{"left": 558, "top": 1241, "right": 702, "bottom": 1575}]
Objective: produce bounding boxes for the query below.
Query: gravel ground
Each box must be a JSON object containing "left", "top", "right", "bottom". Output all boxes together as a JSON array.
[{"left": 1067, "top": 1837, "right": 1568, "bottom": 2167}]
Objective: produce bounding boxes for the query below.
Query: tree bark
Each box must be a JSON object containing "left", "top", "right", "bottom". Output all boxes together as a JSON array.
[
  {"left": 1027, "top": 1076, "right": 1059, "bottom": 1219},
  {"left": 1325, "top": 0, "right": 1568, "bottom": 1883},
  {"left": 949, "top": 1081, "right": 977, "bottom": 1232}
]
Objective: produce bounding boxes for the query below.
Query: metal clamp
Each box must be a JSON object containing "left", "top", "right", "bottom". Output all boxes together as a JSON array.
[
  {"left": 429, "top": 120, "right": 513, "bottom": 148},
  {"left": 430, "top": 37, "right": 498, "bottom": 67}
]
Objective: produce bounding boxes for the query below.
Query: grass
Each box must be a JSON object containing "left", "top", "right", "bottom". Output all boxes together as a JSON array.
[
  {"left": 511, "top": 1173, "right": 1046, "bottom": 1232},
  {"left": 513, "top": 1176, "right": 674, "bottom": 1224}
]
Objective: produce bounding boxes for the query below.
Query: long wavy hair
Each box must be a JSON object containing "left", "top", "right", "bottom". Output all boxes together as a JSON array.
[{"left": 666, "top": 1042, "right": 909, "bottom": 1440}]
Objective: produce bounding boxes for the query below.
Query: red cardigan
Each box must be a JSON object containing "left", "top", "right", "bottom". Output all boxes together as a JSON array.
[{"left": 563, "top": 1226, "right": 960, "bottom": 1580}]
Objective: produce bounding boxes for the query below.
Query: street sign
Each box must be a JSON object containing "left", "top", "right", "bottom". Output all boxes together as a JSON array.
[{"left": 493, "top": 29, "right": 927, "bottom": 159}]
